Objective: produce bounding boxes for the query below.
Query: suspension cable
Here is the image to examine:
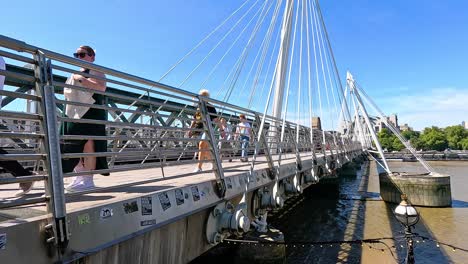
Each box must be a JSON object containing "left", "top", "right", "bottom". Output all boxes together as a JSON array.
[
  {"left": 354, "top": 82, "right": 434, "bottom": 173},
  {"left": 224, "top": 0, "right": 277, "bottom": 104},
  {"left": 305, "top": 0, "right": 317, "bottom": 160},
  {"left": 350, "top": 87, "right": 367, "bottom": 148},
  {"left": 215, "top": 0, "right": 271, "bottom": 99},
  {"left": 112, "top": 0, "right": 257, "bottom": 126},
  {"left": 278, "top": 0, "right": 301, "bottom": 166},
  {"left": 200, "top": 0, "right": 267, "bottom": 89},
  {"left": 247, "top": 0, "right": 283, "bottom": 108},
  {"left": 233, "top": 1, "right": 275, "bottom": 103},
  {"left": 256, "top": 25, "right": 281, "bottom": 109},
  {"left": 296, "top": 0, "right": 305, "bottom": 144},
  {"left": 158, "top": 0, "right": 254, "bottom": 82},
  {"left": 251, "top": 42, "right": 282, "bottom": 173},
  {"left": 178, "top": 0, "right": 261, "bottom": 88},
  {"left": 308, "top": 0, "right": 328, "bottom": 159},
  {"left": 314, "top": 4, "right": 344, "bottom": 154},
  {"left": 315, "top": 0, "right": 353, "bottom": 124},
  {"left": 311, "top": 0, "right": 334, "bottom": 155},
  {"left": 317, "top": 0, "right": 354, "bottom": 148}
]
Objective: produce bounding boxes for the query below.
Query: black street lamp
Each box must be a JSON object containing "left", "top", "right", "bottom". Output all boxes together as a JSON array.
[{"left": 394, "top": 194, "right": 420, "bottom": 264}]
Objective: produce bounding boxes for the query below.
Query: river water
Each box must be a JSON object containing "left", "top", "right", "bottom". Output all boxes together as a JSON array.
[{"left": 194, "top": 160, "right": 468, "bottom": 263}]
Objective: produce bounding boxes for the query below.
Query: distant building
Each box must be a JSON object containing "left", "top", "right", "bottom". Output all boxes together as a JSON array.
[
  {"left": 372, "top": 114, "right": 397, "bottom": 133},
  {"left": 311, "top": 117, "right": 322, "bottom": 130},
  {"left": 399, "top": 123, "right": 413, "bottom": 131},
  {"left": 463, "top": 121, "right": 468, "bottom": 129},
  {"left": 366, "top": 114, "right": 413, "bottom": 133},
  {"left": 389, "top": 114, "right": 398, "bottom": 128},
  {"left": 349, "top": 113, "right": 413, "bottom": 136}
]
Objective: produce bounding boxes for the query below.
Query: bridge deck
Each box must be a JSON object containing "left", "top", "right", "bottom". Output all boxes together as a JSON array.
[{"left": 0, "top": 152, "right": 304, "bottom": 222}]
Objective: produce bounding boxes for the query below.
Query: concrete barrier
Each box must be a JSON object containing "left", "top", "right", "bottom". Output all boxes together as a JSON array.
[{"left": 379, "top": 172, "right": 452, "bottom": 207}]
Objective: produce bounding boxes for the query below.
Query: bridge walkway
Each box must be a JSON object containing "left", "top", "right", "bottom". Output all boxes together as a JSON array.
[{"left": 1, "top": 152, "right": 303, "bottom": 221}]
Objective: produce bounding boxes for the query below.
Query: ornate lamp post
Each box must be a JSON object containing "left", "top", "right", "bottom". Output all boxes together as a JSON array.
[{"left": 394, "top": 194, "right": 420, "bottom": 264}]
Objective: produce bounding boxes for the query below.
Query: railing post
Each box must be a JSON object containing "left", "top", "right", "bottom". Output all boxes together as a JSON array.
[
  {"left": 253, "top": 114, "right": 275, "bottom": 179},
  {"left": 308, "top": 127, "right": 318, "bottom": 165},
  {"left": 306, "top": 126, "right": 319, "bottom": 182},
  {"left": 326, "top": 132, "right": 336, "bottom": 171},
  {"left": 34, "top": 51, "right": 69, "bottom": 255},
  {"left": 287, "top": 123, "right": 303, "bottom": 170},
  {"left": 198, "top": 98, "right": 226, "bottom": 198}
]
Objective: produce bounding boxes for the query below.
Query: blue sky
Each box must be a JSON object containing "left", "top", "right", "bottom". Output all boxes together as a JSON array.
[{"left": 2, "top": 0, "right": 467, "bottom": 130}]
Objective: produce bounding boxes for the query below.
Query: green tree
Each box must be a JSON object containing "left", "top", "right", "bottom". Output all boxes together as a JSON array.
[
  {"left": 377, "top": 128, "right": 406, "bottom": 151},
  {"left": 444, "top": 125, "right": 467, "bottom": 150},
  {"left": 401, "top": 130, "right": 421, "bottom": 151},
  {"left": 392, "top": 137, "right": 405, "bottom": 151},
  {"left": 377, "top": 128, "right": 394, "bottom": 151},
  {"left": 461, "top": 138, "right": 468, "bottom": 150},
  {"left": 401, "top": 130, "right": 420, "bottom": 141},
  {"left": 419, "top": 126, "right": 448, "bottom": 151},
  {"left": 410, "top": 137, "right": 425, "bottom": 151}
]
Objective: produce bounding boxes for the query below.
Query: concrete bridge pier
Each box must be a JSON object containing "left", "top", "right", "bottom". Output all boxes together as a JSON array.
[
  {"left": 237, "top": 227, "right": 286, "bottom": 264},
  {"left": 379, "top": 172, "right": 452, "bottom": 207},
  {"left": 373, "top": 158, "right": 452, "bottom": 207},
  {"left": 337, "top": 162, "right": 359, "bottom": 177}
]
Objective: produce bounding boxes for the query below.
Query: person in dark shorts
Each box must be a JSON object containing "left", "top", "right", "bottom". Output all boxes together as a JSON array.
[
  {"left": 61, "top": 45, "right": 108, "bottom": 192},
  {"left": 0, "top": 56, "right": 35, "bottom": 197}
]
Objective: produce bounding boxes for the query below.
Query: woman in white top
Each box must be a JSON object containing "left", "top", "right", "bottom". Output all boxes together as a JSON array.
[{"left": 61, "top": 46, "right": 108, "bottom": 192}]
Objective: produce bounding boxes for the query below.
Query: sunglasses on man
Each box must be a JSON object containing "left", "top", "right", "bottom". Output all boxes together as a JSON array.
[{"left": 73, "top": 52, "right": 91, "bottom": 59}]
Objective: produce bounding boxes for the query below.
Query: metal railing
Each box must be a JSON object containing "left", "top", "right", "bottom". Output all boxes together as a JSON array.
[{"left": 0, "top": 34, "right": 362, "bottom": 254}]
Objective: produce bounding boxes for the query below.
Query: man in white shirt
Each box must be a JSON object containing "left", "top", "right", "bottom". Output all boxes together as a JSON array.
[
  {"left": 0, "top": 56, "right": 35, "bottom": 196},
  {"left": 236, "top": 114, "right": 252, "bottom": 162}
]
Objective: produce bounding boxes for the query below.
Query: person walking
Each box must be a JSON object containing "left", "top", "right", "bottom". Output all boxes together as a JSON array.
[
  {"left": 192, "top": 89, "right": 218, "bottom": 173},
  {"left": 218, "top": 118, "right": 233, "bottom": 162},
  {"left": 236, "top": 114, "right": 251, "bottom": 162},
  {"left": 61, "top": 46, "right": 108, "bottom": 192},
  {"left": 0, "top": 56, "right": 36, "bottom": 197}
]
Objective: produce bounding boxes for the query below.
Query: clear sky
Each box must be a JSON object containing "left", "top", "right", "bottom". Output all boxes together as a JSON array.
[{"left": 2, "top": 0, "right": 467, "bottom": 130}]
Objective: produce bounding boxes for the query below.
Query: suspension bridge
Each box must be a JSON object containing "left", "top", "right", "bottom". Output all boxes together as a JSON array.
[{"left": 0, "top": 0, "right": 450, "bottom": 263}]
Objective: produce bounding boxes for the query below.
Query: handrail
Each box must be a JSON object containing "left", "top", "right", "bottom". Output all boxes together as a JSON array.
[{"left": 1, "top": 34, "right": 295, "bottom": 122}]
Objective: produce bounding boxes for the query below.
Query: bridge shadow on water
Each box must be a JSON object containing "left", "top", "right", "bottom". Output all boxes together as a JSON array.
[{"left": 270, "top": 167, "right": 372, "bottom": 264}]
